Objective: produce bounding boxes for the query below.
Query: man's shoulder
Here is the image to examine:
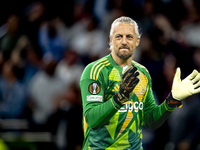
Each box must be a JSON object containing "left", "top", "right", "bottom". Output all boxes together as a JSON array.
[
  {"left": 84, "top": 55, "right": 111, "bottom": 71},
  {"left": 81, "top": 55, "right": 111, "bottom": 81},
  {"left": 132, "top": 60, "right": 150, "bottom": 75}
]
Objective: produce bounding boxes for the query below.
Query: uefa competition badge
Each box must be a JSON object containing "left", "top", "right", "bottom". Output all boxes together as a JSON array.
[{"left": 88, "top": 82, "right": 100, "bottom": 94}]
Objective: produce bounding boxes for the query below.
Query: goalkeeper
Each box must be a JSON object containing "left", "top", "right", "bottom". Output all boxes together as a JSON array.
[{"left": 80, "top": 16, "right": 200, "bottom": 150}]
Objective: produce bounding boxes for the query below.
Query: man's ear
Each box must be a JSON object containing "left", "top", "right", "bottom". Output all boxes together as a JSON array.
[
  {"left": 136, "top": 38, "right": 140, "bottom": 47},
  {"left": 109, "top": 36, "right": 113, "bottom": 50},
  {"left": 110, "top": 36, "right": 112, "bottom": 44}
]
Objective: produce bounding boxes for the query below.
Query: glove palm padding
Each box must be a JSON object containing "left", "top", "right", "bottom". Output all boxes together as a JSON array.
[
  {"left": 114, "top": 65, "right": 140, "bottom": 105},
  {"left": 172, "top": 67, "right": 200, "bottom": 100}
]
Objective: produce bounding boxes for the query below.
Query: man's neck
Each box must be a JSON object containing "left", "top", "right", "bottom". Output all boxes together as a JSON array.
[{"left": 111, "top": 51, "right": 133, "bottom": 68}]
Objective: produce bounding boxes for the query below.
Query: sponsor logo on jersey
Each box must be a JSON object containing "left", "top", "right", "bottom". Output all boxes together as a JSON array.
[
  {"left": 87, "top": 95, "right": 103, "bottom": 102},
  {"left": 118, "top": 101, "right": 143, "bottom": 113},
  {"left": 88, "top": 82, "right": 100, "bottom": 94}
]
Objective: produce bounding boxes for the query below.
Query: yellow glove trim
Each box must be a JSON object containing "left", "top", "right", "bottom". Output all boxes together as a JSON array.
[
  {"left": 111, "top": 98, "right": 119, "bottom": 110},
  {"left": 164, "top": 101, "right": 174, "bottom": 112}
]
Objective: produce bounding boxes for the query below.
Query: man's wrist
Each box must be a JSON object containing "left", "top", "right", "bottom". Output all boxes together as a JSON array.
[
  {"left": 113, "top": 92, "right": 124, "bottom": 106},
  {"left": 166, "top": 92, "right": 182, "bottom": 108},
  {"left": 113, "top": 92, "right": 129, "bottom": 106}
]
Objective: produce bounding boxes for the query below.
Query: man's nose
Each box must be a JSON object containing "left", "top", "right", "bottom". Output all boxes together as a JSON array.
[{"left": 122, "top": 37, "right": 127, "bottom": 45}]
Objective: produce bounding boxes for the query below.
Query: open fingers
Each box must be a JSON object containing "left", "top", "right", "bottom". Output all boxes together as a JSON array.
[
  {"left": 129, "top": 77, "right": 140, "bottom": 88},
  {"left": 194, "top": 79, "right": 200, "bottom": 89},
  {"left": 122, "top": 65, "right": 137, "bottom": 79},
  {"left": 187, "top": 70, "right": 199, "bottom": 80},
  {"left": 191, "top": 73, "right": 200, "bottom": 84},
  {"left": 193, "top": 86, "right": 200, "bottom": 94},
  {"left": 123, "top": 71, "right": 139, "bottom": 85}
]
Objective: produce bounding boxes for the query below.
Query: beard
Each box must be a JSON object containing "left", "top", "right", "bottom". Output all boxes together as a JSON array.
[{"left": 115, "top": 46, "right": 133, "bottom": 59}]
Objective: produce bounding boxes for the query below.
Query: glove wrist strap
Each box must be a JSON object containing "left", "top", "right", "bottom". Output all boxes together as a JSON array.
[
  {"left": 166, "top": 92, "right": 182, "bottom": 108},
  {"left": 113, "top": 92, "right": 129, "bottom": 106}
]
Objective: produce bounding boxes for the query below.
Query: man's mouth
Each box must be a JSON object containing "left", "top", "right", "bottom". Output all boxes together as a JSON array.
[
  {"left": 119, "top": 46, "right": 130, "bottom": 50},
  {"left": 119, "top": 47, "right": 130, "bottom": 50}
]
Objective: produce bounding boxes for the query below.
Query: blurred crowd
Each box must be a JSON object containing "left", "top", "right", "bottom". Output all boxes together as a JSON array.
[{"left": 1, "top": 0, "right": 200, "bottom": 150}]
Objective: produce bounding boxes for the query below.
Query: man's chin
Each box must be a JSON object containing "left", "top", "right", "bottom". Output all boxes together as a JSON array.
[
  {"left": 117, "top": 53, "right": 132, "bottom": 59},
  {"left": 113, "top": 49, "right": 133, "bottom": 60}
]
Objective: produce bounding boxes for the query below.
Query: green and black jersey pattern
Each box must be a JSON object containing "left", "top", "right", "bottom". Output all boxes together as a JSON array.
[{"left": 80, "top": 54, "right": 175, "bottom": 150}]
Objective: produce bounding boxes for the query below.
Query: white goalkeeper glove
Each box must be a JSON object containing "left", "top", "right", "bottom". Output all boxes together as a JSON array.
[
  {"left": 166, "top": 67, "right": 200, "bottom": 108},
  {"left": 172, "top": 67, "right": 200, "bottom": 100}
]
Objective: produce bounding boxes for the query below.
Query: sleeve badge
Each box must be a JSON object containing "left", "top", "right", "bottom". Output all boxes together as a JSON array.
[{"left": 88, "top": 82, "right": 100, "bottom": 94}]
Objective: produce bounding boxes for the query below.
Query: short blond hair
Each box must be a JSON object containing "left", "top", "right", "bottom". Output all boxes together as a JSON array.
[{"left": 109, "top": 16, "right": 141, "bottom": 51}]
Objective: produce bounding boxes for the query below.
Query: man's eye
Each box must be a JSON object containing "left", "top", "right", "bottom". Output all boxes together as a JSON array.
[
  {"left": 127, "top": 35, "right": 133, "bottom": 39},
  {"left": 116, "top": 35, "right": 121, "bottom": 38}
]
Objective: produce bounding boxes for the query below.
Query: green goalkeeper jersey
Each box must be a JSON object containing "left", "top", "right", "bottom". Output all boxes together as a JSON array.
[{"left": 80, "top": 54, "right": 175, "bottom": 150}]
